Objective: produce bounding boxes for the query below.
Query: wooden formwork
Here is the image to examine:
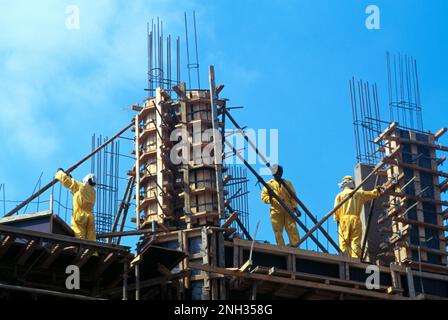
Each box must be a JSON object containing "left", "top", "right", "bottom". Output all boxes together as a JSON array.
[
  {"left": 149, "top": 227, "right": 229, "bottom": 300},
  {"left": 132, "top": 87, "right": 226, "bottom": 230},
  {"left": 376, "top": 123, "right": 448, "bottom": 268},
  {"left": 130, "top": 82, "right": 228, "bottom": 299}
]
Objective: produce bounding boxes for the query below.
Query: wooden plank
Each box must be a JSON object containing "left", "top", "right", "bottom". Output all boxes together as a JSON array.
[
  {"left": 103, "top": 270, "right": 189, "bottom": 296},
  {"left": 383, "top": 158, "right": 448, "bottom": 179},
  {"left": 394, "top": 216, "right": 448, "bottom": 232},
  {"left": 239, "top": 260, "right": 252, "bottom": 272},
  {"left": 233, "top": 238, "right": 363, "bottom": 265},
  {"left": 0, "top": 235, "right": 15, "bottom": 259},
  {"left": 211, "top": 232, "right": 218, "bottom": 300},
  {"left": 201, "top": 227, "right": 210, "bottom": 300},
  {"left": 388, "top": 190, "right": 448, "bottom": 207},
  {"left": 440, "top": 179, "right": 448, "bottom": 193},
  {"left": 406, "top": 267, "right": 416, "bottom": 298},
  {"left": 0, "top": 224, "right": 129, "bottom": 253},
  {"left": 374, "top": 122, "right": 398, "bottom": 144},
  {"left": 74, "top": 249, "right": 93, "bottom": 268},
  {"left": 40, "top": 244, "right": 63, "bottom": 269},
  {"left": 209, "top": 66, "right": 225, "bottom": 219},
  {"left": 17, "top": 240, "right": 38, "bottom": 265},
  {"left": 405, "top": 244, "right": 448, "bottom": 256},
  {"left": 217, "top": 231, "right": 227, "bottom": 300},
  {"left": 222, "top": 212, "right": 239, "bottom": 229},
  {"left": 131, "top": 105, "right": 143, "bottom": 112},
  {"left": 435, "top": 128, "right": 447, "bottom": 141},
  {"left": 269, "top": 267, "right": 291, "bottom": 278},
  {"left": 387, "top": 135, "right": 448, "bottom": 152},
  {"left": 94, "top": 252, "right": 118, "bottom": 279},
  {"left": 189, "top": 263, "right": 408, "bottom": 300}
]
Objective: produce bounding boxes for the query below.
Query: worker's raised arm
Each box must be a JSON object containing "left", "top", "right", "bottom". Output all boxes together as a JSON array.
[
  {"left": 261, "top": 186, "right": 271, "bottom": 204},
  {"left": 55, "top": 170, "right": 81, "bottom": 193},
  {"left": 359, "top": 189, "right": 380, "bottom": 204}
]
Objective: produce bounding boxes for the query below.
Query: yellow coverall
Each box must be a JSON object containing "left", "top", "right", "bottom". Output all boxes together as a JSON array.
[
  {"left": 55, "top": 171, "right": 96, "bottom": 241},
  {"left": 261, "top": 179, "right": 299, "bottom": 247},
  {"left": 334, "top": 188, "right": 379, "bottom": 258}
]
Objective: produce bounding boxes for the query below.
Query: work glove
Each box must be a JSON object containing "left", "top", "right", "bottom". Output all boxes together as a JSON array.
[
  {"left": 57, "top": 168, "right": 72, "bottom": 178},
  {"left": 377, "top": 186, "right": 386, "bottom": 194}
]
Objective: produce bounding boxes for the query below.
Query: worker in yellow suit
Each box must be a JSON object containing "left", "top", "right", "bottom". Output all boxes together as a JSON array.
[
  {"left": 261, "top": 165, "right": 301, "bottom": 247},
  {"left": 334, "top": 176, "right": 383, "bottom": 258},
  {"left": 55, "top": 169, "right": 97, "bottom": 241}
]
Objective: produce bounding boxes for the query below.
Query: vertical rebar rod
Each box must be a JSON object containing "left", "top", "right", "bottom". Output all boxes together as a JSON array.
[
  {"left": 184, "top": 12, "right": 192, "bottom": 89},
  {"left": 177, "top": 37, "right": 180, "bottom": 86},
  {"left": 193, "top": 10, "right": 201, "bottom": 89}
]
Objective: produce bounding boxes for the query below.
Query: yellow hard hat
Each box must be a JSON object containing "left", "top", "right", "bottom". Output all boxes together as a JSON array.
[{"left": 342, "top": 176, "right": 353, "bottom": 182}]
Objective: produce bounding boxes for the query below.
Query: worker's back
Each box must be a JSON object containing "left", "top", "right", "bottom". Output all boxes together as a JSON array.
[
  {"left": 262, "top": 179, "right": 297, "bottom": 212},
  {"left": 73, "top": 183, "right": 95, "bottom": 213},
  {"left": 334, "top": 188, "right": 378, "bottom": 222}
]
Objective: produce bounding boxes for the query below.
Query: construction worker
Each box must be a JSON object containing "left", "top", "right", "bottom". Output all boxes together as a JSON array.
[
  {"left": 261, "top": 165, "right": 301, "bottom": 247},
  {"left": 334, "top": 176, "right": 384, "bottom": 258},
  {"left": 55, "top": 169, "right": 97, "bottom": 241}
]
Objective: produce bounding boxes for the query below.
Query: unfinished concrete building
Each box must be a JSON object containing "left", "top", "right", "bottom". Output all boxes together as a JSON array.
[{"left": 0, "top": 18, "right": 447, "bottom": 300}]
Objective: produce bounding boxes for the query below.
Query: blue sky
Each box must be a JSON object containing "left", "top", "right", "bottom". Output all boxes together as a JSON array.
[{"left": 0, "top": 0, "right": 446, "bottom": 251}]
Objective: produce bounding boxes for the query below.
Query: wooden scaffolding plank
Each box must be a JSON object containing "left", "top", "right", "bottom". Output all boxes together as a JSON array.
[
  {"left": 74, "top": 249, "right": 94, "bottom": 269},
  {"left": 40, "top": 244, "right": 63, "bottom": 269},
  {"left": 189, "top": 263, "right": 408, "bottom": 300},
  {"left": 0, "top": 235, "right": 15, "bottom": 259},
  {"left": 17, "top": 240, "right": 38, "bottom": 265}
]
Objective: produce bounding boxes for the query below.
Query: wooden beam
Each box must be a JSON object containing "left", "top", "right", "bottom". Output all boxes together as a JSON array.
[
  {"left": 239, "top": 260, "right": 252, "bottom": 272},
  {"left": 440, "top": 179, "right": 448, "bottom": 193},
  {"left": 158, "top": 263, "right": 172, "bottom": 276},
  {"left": 131, "top": 105, "right": 143, "bottom": 112},
  {"left": 0, "top": 224, "right": 129, "bottom": 253},
  {"left": 0, "top": 235, "right": 15, "bottom": 259},
  {"left": 437, "top": 156, "right": 447, "bottom": 166},
  {"left": 387, "top": 135, "right": 448, "bottom": 152},
  {"left": 394, "top": 217, "right": 448, "bottom": 232},
  {"left": 435, "top": 128, "right": 447, "bottom": 141},
  {"left": 215, "top": 84, "right": 225, "bottom": 95},
  {"left": 102, "top": 270, "right": 189, "bottom": 296},
  {"left": 74, "top": 249, "right": 93, "bottom": 268},
  {"left": 383, "top": 158, "right": 448, "bottom": 179},
  {"left": 40, "top": 244, "right": 63, "bottom": 269},
  {"left": 388, "top": 191, "right": 448, "bottom": 207},
  {"left": 222, "top": 212, "right": 239, "bottom": 229},
  {"left": 172, "top": 86, "right": 186, "bottom": 99},
  {"left": 94, "top": 252, "right": 118, "bottom": 279},
  {"left": 17, "top": 240, "right": 38, "bottom": 265},
  {"left": 405, "top": 245, "right": 448, "bottom": 256},
  {"left": 443, "top": 208, "right": 448, "bottom": 220},
  {"left": 374, "top": 122, "right": 398, "bottom": 144},
  {"left": 189, "top": 263, "right": 408, "bottom": 300},
  {"left": 0, "top": 282, "right": 106, "bottom": 301},
  {"left": 224, "top": 227, "right": 237, "bottom": 237},
  {"left": 98, "top": 229, "right": 154, "bottom": 239}
]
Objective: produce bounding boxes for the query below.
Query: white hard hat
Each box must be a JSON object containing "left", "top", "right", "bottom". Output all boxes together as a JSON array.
[{"left": 82, "top": 173, "right": 97, "bottom": 186}]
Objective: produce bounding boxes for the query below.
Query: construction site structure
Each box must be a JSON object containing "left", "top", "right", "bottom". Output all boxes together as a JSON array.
[
  {"left": 0, "top": 17, "right": 447, "bottom": 300},
  {"left": 132, "top": 86, "right": 226, "bottom": 230},
  {"left": 376, "top": 124, "right": 447, "bottom": 269}
]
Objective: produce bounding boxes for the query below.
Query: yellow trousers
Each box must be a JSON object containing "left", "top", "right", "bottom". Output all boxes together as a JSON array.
[
  {"left": 338, "top": 215, "right": 362, "bottom": 258},
  {"left": 270, "top": 209, "right": 299, "bottom": 247},
  {"left": 72, "top": 211, "right": 96, "bottom": 241}
]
